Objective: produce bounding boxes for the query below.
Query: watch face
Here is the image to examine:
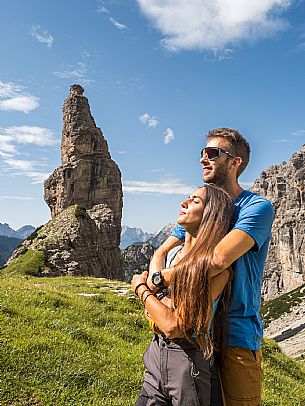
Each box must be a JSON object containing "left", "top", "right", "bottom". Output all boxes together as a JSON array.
[
  {"left": 154, "top": 274, "right": 162, "bottom": 285},
  {"left": 152, "top": 272, "right": 162, "bottom": 286}
]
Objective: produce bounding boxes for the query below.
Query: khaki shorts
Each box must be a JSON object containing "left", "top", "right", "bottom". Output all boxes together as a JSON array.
[{"left": 218, "top": 346, "right": 263, "bottom": 406}]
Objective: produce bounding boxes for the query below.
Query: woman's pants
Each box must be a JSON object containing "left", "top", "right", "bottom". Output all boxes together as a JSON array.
[{"left": 136, "top": 334, "right": 223, "bottom": 406}]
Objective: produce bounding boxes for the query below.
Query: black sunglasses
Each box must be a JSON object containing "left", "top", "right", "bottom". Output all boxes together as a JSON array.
[{"left": 200, "top": 147, "right": 235, "bottom": 161}]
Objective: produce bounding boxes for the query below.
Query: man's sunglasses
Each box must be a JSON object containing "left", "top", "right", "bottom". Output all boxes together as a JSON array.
[{"left": 200, "top": 147, "right": 235, "bottom": 161}]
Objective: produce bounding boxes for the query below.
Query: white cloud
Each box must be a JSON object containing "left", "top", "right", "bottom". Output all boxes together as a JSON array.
[
  {"left": 54, "top": 62, "right": 94, "bottom": 86},
  {"left": 0, "top": 126, "right": 57, "bottom": 158},
  {"left": 291, "top": 130, "right": 305, "bottom": 137},
  {"left": 5, "top": 158, "right": 35, "bottom": 171},
  {"left": 139, "top": 112, "right": 159, "bottom": 128},
  {"left": 137, "top": 0, "right": 292, "bottom": 52},
  {"left": 115, "top": 150, "right": 128, "bottom": 154},
  {"left": 204, "top": 48, "right": 233, "bottom": 62},
  {"left": 0, "top": 126, "right": 57, "bottom": 147},
  {"left": 31, "top": 25, "right": 54, "bottom": 47},
  {"left": 23, "top": 171, "right": 51, "bottom": 184},
  {"left": 0, "top": 82, "right": 22, "bottom": 98},
  {"left": 0, "top": 125, "right": 55, "bottom": 184},
  {"left": 97, "top": 6, "right": 109, "bottom": 13},
  {"left": 163, "top": 128, "right": 175, "bottom": 144},
  {"left": 109, "top": 17, "right": 128, "bottom": 30},
  {"left": 0, "top": 195, "right": 35, "bottom": 201},
  {"left": 240, "top": 181, "right": 253, "bottom": 189},
  {"left": 150, "top": 168, "right": 164, "bottom": 173},
  {"left": 1, "top": 156, "right": 51, "bottom": 184},
  {"left": 0, "top": 96, "right": 39, "bottom": 113},
  {"left": 123, "top": 179, "right": 196, "bottom": 195},
  {"left": 273, "top": 138, "right": 289, "bottom": 143},
  {"left": 0, "top": 81, "right": 39, "bottom": 113},
  {"left": 0, "top": 135, "right": 17, "bottom": 154}
]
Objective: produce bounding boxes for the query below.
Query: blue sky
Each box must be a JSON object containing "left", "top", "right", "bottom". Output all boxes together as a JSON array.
[{"left": 1, "top": 0, "right": 305, "bottom": 233}]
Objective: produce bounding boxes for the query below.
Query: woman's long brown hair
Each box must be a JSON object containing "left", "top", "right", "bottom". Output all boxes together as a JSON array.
[{"left": 170, "top": 184, "right": 234, "bottom": 358}]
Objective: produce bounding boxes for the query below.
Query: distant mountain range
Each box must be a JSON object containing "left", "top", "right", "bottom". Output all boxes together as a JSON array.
[
  {"left": 120, "top": 226, "right": 153, "bottom": 249},
  {"left": 0, "top": 223, "right": 36, "bottom": 267},
  {"left": 120, "top": 224, "right": 175, "bottom": 249},
  {"left": 0, "top": 236, "right": 22, "bottom": 267},
  {"left": 121, "top": 224, "right": 176, "bottom": 281},
  {"left": 0, "top": 223, "right": 35, "bottom": 240}
]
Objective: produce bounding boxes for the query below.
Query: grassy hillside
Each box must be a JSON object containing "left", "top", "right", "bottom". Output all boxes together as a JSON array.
[
  {"left": 261, "top": 283, "right": 305, "bottom": 328},
  {"left": 0, "top": 272, "right": 304, "bottom": 405}
]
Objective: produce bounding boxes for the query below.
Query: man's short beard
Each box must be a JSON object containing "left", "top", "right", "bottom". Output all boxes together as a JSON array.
[{"left": 204, "top": 163, "right": 229, "bottom": 187}]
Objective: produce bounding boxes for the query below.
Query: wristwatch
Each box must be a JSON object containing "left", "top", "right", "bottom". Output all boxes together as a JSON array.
[{"left": 151, "top": 271, "right": 164, "bottom": 288}]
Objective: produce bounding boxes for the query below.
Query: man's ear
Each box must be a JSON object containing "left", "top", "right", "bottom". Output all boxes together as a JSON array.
[{"left": 233, "top": 157, "right": 243, "bottom": 168}]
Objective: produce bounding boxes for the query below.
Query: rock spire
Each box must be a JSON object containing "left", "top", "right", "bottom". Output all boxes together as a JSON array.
[
  {"left": 8, "top": 85, "right": 123, "bottom": 279},
  {"left": 251, "top": 144, "right": 305, "bottom": 300}
]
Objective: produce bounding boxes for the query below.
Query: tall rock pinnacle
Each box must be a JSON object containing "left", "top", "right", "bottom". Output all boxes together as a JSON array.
[
  {"left": 251, "top": 144, "right": 305, "bottom": 299},
  {"left": 8, "top": 85, "right": 123, "bottom": 279},
  {"left": 44, "top": 84, "right": 122, "bottom": 246}
]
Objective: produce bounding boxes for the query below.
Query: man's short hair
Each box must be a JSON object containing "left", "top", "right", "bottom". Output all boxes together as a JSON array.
[{"left": 207, "top": 128, "right": 250, "bottom": 177}]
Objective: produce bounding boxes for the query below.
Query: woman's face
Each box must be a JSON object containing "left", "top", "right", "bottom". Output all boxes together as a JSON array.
[{"left": 177, "top": 187, "right": 205, "bottom": 231}]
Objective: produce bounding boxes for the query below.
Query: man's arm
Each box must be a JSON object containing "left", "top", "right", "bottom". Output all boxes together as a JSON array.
[
  {"left": 209, "top": 229, "right": 255, "bottom": 277},
  {"left": 147, "top": 229, "right": 255, "bottom": 290}
]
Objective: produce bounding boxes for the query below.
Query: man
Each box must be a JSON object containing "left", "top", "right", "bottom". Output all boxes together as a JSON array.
[{"left": 147, "top": 128, "right": 274, "bottom": 406}]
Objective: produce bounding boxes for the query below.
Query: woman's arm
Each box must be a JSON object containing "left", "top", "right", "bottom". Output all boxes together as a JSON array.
[
  {"left": 210, "top": 269, "right": 231, "bottom": 301},
  {"left": 131, "top": 271, "right": 184, "bottom": 339}
]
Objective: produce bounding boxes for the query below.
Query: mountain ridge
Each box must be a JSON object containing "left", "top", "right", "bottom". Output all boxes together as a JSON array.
[{"left": 0, "top": 223, "right": 35, "bottom": 239}]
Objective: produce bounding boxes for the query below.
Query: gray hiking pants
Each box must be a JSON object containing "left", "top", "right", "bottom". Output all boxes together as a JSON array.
[{"left": 136, "top": 335, "right": 223, "bottom": 406}]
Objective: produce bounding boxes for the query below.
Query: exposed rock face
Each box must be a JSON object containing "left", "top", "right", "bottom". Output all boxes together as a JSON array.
[
  {"left": 122, "top": 242, "right": 155, "bottom": 282},
  {"left": 121, "top": 223, "right": 175, "bottom": 281},
  {"left": 8, "top": 85, "right": 123, "bottom": 279},
  {"left": 264, "top": 284, "right": 305, "bottom": 358},
  {"left": 251, "top": 144, "right": 305, "bottom": 300},
  {"left": 44, "top": 84, "right": 122, "bottom": 244},
  {"left": 147, "top": 223, "right": 175, "bottom": 248}
]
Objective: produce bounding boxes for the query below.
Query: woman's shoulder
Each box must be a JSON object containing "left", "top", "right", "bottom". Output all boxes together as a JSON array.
[{"left": 166, "top": 245, "right": 184, "bottom": 268}]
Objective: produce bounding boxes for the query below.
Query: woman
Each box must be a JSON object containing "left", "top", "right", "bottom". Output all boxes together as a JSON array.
[{"left": 131, "top": 184, "right": 234, "bottom": 406}]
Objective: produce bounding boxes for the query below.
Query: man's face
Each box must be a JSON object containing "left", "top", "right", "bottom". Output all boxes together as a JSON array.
[{"left": 200, "top": 137, "right": 235, "bottom": 186}]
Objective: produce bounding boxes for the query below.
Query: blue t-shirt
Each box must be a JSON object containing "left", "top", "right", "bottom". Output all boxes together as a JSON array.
[{"left": 171, "top": 190, "right": 274, "bottom": 350}]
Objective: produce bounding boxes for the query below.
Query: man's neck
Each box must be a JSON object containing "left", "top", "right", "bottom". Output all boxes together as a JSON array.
[{"left": 219, "top": 180, "right": 244, "bottom": 200}]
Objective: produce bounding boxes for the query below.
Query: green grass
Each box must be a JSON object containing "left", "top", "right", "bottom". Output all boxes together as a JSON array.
[
  {"left": 261, "top": 284, "right": 305, "bottom": 327},
  {"left": 262, "top": 339, "right": 305, "bottom": 406},
  {"left": 74, "top": 205, "right": 87, "bottom": 218},
  {"left": 0, "top": 273, "right": 304, "bottom": 405},
  {"left": 1, "top": 248, "right": 48, "bottom": 276}
]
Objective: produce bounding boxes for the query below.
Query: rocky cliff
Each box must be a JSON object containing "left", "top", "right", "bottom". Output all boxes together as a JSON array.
[
  {"left": 7, "top": 85, "right": 123, "bottom": 279},
  {"left": 147, "top": 223, "right": 175, "bottom": 248},
  {"left": 122, "top": 242, "right": 155, "bottom": 282},
  {"left": 121, "top": 223, "right": 176, "bottom": 281},
  {"left": 251, "top": 144, "right": 305, "bottom": 300}
]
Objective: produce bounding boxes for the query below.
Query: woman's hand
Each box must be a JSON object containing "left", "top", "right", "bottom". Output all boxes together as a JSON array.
[{"left": 131, "top": 271, "right": 149, "bottom": 293}]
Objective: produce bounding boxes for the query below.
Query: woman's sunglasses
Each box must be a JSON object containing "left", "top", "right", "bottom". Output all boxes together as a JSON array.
[{"left": 200, "top": 147, "right": 235, "bottom": 161}]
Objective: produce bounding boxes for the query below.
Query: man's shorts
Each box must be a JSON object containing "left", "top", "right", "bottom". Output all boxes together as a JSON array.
[{"left": 218, "top": 346, "right": 263, "bottom": 406}]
